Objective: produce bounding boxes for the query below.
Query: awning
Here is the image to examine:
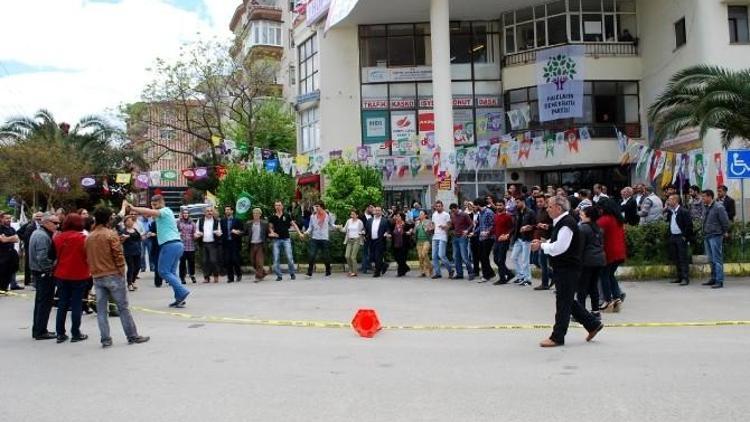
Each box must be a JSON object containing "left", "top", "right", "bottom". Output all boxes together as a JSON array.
[{"left": 297, "top": 174, "right": 321, "bottom": 185}]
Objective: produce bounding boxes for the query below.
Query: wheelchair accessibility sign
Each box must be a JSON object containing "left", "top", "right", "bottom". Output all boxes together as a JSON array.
[{"left": 728, "top": 150, "right": 750, "bottom": 179}]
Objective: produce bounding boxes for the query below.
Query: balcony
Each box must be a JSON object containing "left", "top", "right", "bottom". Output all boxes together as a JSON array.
[{"left": 503, "top": 43, "right": 638, "bottom": 67}]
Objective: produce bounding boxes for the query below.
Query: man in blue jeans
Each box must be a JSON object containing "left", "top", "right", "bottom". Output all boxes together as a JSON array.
[
  {"left": 85, "top": 206, "right": 149, "bottom": 348},
  {"left": 268, "top": 201, "right": 301, "bottom": 281},
  {"left": 448, "top": 203, "right": 474, "bottom": 280},
  {"left": 125, "top": 196, "right": 191, "bottom": 307},
  {"left": 431, "top": 201, "right": 454, "bottom": 279},
  {"left": 701, "top": 189, "right": 730, "bottom": 289}
]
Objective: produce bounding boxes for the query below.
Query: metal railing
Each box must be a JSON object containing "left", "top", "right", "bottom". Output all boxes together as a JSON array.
[{"left": 503, "top": 42, "right": 638, "bottom": 67}]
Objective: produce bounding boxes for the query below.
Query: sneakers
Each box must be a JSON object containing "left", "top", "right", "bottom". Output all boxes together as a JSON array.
[
  {"left": 128, "top": 336, "right": 150, "bottom": 345},
  {"left": 477, "top": 278, "right": 489, "bottom": 283},
  {"left": 509, "top": 276, "right": 519, "bottom": 284},
  {"left": 290, "top": 274, "right": 296, "bottom": 280},
  {"left": 533, "top": 285, "right": 550, "bottom": 291},
  {"left": 276, "top": 276, "right": 283, "bottom": 281},
  {"left": 71, "top": 334, "right": 89, "bottom": 343},
  {"left": 519, "top": 279, "right": 532, "bottom": 286},
  {"left": 101, "top": 338, "right": 113, "bottom": 348},
  {"left": 169, "top": 291, "right": 190, "bottom": 308}
]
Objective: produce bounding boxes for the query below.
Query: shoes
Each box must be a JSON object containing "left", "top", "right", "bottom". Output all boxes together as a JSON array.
[
  {"left": 670, "top": 279, "right": 682, "bottom": 284},
  {"left": 679, "top": 280, "right": 689, "bottom": 286},
  {"left": 419, "top": 273, "right": 426, "bottom": 278},
  {"left": 449, "top": 270, "right": 455, "bottom": 279},
  {"left": 451, "top": 275, "right": 464, "bottom": 280},
  {"left": 56, "top": 334, "right": 69, "bottom": 343},
  {"left": 600, "top": 301, "right": 614, "bottom": 312},
  {"left": 477, "top": 278, "right": 489, "bottom": 283},
  {"left": 101, "top": 338, "right": 113, "bottom": 348},
  {"left": 539, "top": 338, "right": 562, "bottom": 348},
  {"left": 519, "top": 279, "right": 532, "bottom": 286},
  {"left": 591, "top": 311, "right": 601, "bottom": 320},
  {"left": 305, "top": 274, "right": 312, "bottom": 280},
  {"left": 202, "top": 278, "right": 211, "bottom": 284},
  {"left": 71, "top": 334, "right": 89, "bottom": 343},
  {"left": 34, "top": 332, "right": 56, "bottom": 340},
  {"left": 228, "top": 279, "right": 235, "bottom": 283},
  {"left": 237, "top": 277, "right": 242, "bottom": 282},
  {"left": 586, "top": 323, "right": 604, "bottom": 342},
  {"left": 276, "top": 276, "right": 282, "bottom": 281},
  {"left": 180, "top": 279, "right": 186, "bottom": 285},
  {"left": 619, "top": 292, "right": 627, "bottom": 302},
  {"left": 468, "top": 275, "right": 475, "bottom": 281},
  {"left": 612, "top": 298, "right": 622, "bottom": 313},
  {"left": 382, "top": 263, "right": 390, "bottom": 275},
  {"left": 711, "top": 284, "right": 724, "bottom": 289},
  {"left": 702, "top": 280, "right": 717, "bottom": 286},
  {"left": 509, "top": 276, "right": 520, "bottom": 284},
  {"left": 128, "top": 284, "right": 135, "bottom": 292},
  {"left": 10, "top": 285, "right": 24, "bottom": 290},
  {"left": 290, "top": 274, "right": 296, "bottom": 280},
  {"left": 169, "top": 292, "right": 190, "bottom": 308},
  {"left": 533, "top": 285, "right": 550, "bottom": 291},
  {"left": 191, "top": 276, "right": 197, "bottom": 284},
  {"left": 128, "top": 336, "right": 150, "bottom": 345},
  {"left": 325, "top": 272, "right": 331, "bottom": 277},
  {"left": 373, "top": 273, "right": 381, "bottom": 278},
  {"left": 431, "top": 275, "right": 442, "bottom": 279},
  {"left": 492, "top": 278, "right": 509, "bottom": 285}
]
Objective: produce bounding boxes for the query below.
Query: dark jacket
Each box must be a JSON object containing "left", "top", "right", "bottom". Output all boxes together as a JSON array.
[
  {"left": 718, "top": 195, "right": 736, "bottom": 221},
  {"left": 197, "top": 218, "right": 222, "bottom": 244},
  {"left": 512, "top": 208, "right": 537, "bottom": 242},
  {"left": 579, "top": 222, "right": 606, "bottom": 267},
  {"left": 365, "top": 216, "right": 391, "bottom": 241},
  {"left": 703, "top": 202, "right": 730, "bottom": 237},
  {"left": 665, "top": 206, "right": 695, "bottom": 243},
  {"left": 220, "top": 217, "right": 245, "bottom": 246},
  {"left": 621, "top": 197, "right": 640, "bottom": 226},
  {"left": 28, "top": 227, "right": 55, "bottom": 272},
  {"left": 246, "top": 219, "right": 269, "bottom": 244}
]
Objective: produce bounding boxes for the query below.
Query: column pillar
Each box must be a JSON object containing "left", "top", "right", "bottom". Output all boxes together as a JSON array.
[{"left": 430, "top": 0, "right": 457, "bottom": 204}]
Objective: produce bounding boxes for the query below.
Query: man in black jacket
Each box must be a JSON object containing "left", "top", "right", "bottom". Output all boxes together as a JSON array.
[
  {"left": 196, "top": 206, "right": 223, "bottom": 283},
  {"left": 221, "top": 206, "right": 245, "bottom": 282},
  {"left": 17, "top": 211, "right": 43, "bottom": 286},
  {"left": 531, "top": 196, "right": 603, "bottom": 347},
  {"left": 717, "top": 185, "right": 736, "bottom": 222},
  {"left": 665, "top": 195, "right": 694, "bottom": 286},
  {"left": 364, "top": 206, "right": 391, "bottom": 278},
  {"left": 620, "top": 187, "right": 640, "bottom": 226}
]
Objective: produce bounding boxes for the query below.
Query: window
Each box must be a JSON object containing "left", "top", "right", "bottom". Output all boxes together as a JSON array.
[
  {"left": 359, "top": 24, "right": 429, "bottom": 68},
  {"left": 298, "top": 34, "right": 319, "bottom": 96},
  {"left": 505, "top": 81, "right": 640, "bottom": 138},
  {"left": 503, "top": 0, "right": 637, "bottom": 53},
  {"left": 729, "top": 6, "right": 750, "bottom": 43},
  {"left": 300, "top": 107, "right": 320, "bottom": 152},
  {"left": 159, "top": 129, "right": 176, "bottom": 140},
  {"left": 248, "top": 21, "right": 282, "bottom": 47},
  {"left": 289, "top": 65, "right": 296, "bottom": 85},
  {"left": 674, "top": 17, "right": 687, "bottom": 49}
]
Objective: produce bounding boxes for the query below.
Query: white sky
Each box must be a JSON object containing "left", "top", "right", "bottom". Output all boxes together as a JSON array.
[{"left": 0, "top": 0, "right": 239, "bottom": 125}]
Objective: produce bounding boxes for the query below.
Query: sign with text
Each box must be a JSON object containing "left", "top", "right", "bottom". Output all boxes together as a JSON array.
[
  {"left": 362, "top": 110, "right": 390, "bottom": 144},
  {"left": 536, "top": 45, "right": 585, "bottom": 122}
]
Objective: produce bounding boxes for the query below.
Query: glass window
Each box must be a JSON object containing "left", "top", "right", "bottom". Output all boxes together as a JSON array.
[
  {"left": 582, "top": 0, "right": 602, "bottom": 12},
  {"left": 548, "top": 0, "right": 566, "bottom": 15},
  {"left": 300, "top": 107, "right": 320, "bottom": 152},
  {"left": 451, "top": 33, "right": 472, "bottom": 63},
  {"left": 623, "top": 95, "right": 639, "bottom": 123},
  {"left": 536, "top": 20, "right": 547, "bottom": 47},
  {"left": 616, "top": 0, "right": 636, "bottom": 13},
  {"left": 603, "top": 0, "right": 615, "bottom": 12},
  {"left": 505, "top": 28, "right": 516, "bottom": 53},
  {"left": 360, "top": 37, "right": 387, "bottom": 67},
  {"left": 388, "top": 36, "right": 415, "bottom": 66},
  {"left": 360, "top": 25, "right": 386, "bottom": 36},
  {"left": 516, "top": 22, "right": 535, "bottom": 50},
  {"left": 569, "top": 0, "right": 580, "bottom": 12},
  {"left": 298, "top": 34, "right": 319, "bottom": 96},
  {"left": 388, "top": 24, "right": 414, "bottom": 36},
  {"left": 517, "top": 7, "right": 534, "bottom": 22},
  {"left": 548, "top": 14, "right": 567, "bottom": 45},
  {"left": 583, "top": 14, "right": 603, "bottom": 41},
  {"left": 570, "top": 15, "right": 582, "bottom": 41},
  {"left": 604, "top": 15, "right": 615, "bottom": 41},
  {"left": 675, "top": 17, "right": 687, "bottom": 48},
  {"left": 535, "top": 5, "right": 546, "bottom": 18},
  {"left": 729, "top": 6, "right": 750, "bottom": 44},
  {"left": 617, "top": 14, "right": 637, "bottom": 41}
]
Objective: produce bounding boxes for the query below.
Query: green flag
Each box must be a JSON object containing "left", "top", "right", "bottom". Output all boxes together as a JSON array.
[
  {"left": 235, "top": 191, "right": 253, "bottom": 220},
  {"left": 161, "top": 170, "right": 178, "bottom": 181}
]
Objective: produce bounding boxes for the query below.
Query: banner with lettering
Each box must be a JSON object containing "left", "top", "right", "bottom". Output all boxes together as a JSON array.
[{"left": 536, "top": 45, "right": 585, "bottom": 122}]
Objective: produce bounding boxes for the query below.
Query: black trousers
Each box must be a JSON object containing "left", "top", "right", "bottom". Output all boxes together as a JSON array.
[
  {"left": 576, "top": 266, "right": 602, "bottom": 312},
  {"left": 470, "top": 237, "right": 480, "bottom": 276},
  {"left": 478, "top": 238, "right": 496, "bottom": 280},
  {"left": 201, "top": 243, "right": 222, "bottom": 278},
  {"left": 23, "top": 247, "right": 32, "bottom": 285},
  {"left": 32, "top": 271, "right": 55, "bottom": 337},
  {"left": 550, "top": 267, "right": 600, "bottom": 345},
  {"left": 0, "top": 251, "right": 19, "bottom": 291},
  {"left": 393, "top": 247, "right": 409, "bottom": 276},
  {"left": 669, "top": 234, "right": 690, "bottom": 282},
  {"left": 307, "top": 239, "right": 332, "bottom": 276},
  {"left": 369, "top": 238, "right": 387, "bottom": 275},
  {"left": 493, "top": 240, "right": 511, "bottom": 281},
  {"left": 223, "top": 243, "right": 243, "bottom": 281},
  {"left": 125, "top": 255, "right": 140, "bottom": 285},
  {"left": 179, "top": 251, "right": 196, "bottom": 280}
]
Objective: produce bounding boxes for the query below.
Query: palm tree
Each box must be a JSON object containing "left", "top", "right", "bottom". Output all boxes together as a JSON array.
[
  {"left": 0, "top": 109, "right": 146, "bottom": 172},
  {"left": 648, "top": 65, "right": 750, "bottom": 149}
]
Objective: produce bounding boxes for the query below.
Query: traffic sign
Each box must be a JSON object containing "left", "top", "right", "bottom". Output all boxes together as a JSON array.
[{"left": 727, "top": 149, "right": 750, "bottom": 179}]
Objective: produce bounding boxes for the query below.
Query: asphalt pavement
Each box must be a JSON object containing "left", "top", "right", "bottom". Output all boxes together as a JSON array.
[{"left": 1, "top": 273, "right": 748, "bottom": 422}]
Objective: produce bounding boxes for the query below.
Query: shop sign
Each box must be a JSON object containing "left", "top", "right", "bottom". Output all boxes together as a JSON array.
[
  {"left": 363, "top": 66, "right": 432, "bottom": 83},
  {"left": 389, "top": 98, "right": 416, "bottom": 109},
  {"left": 476, "top": 96, "right": 501, "bottom": 107},
  {"left": 362, "top": 99, "right": 388, "bottom": 109}
]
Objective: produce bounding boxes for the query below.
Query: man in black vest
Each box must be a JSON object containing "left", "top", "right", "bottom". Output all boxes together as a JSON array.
[
  {"left": 665, "top": 194, "right": 694, "bottom": 286},
  {"left": 531, "top": 196, "right": 603, "bottom": 347}
]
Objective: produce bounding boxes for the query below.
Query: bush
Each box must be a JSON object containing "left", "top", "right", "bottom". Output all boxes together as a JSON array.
[
  {"left": 321, "top": 159, "right": 383, "bottom": 222},
  {"left": 625, "top": 220, "right": 750, "bottom": 264},
  {"left": 216, "top": 165, "right": 296, "bottom": 218}
]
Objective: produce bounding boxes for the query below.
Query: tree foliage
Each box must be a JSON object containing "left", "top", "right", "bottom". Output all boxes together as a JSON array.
[
  {"left": 216, "top": 165, "right": 296, "bottom": 218},
  {"left": 321, "top": 159, "right": 384, "bottom": 222},
  {"left": 648, "top": 65, "right": 750, "bottom": 148}
]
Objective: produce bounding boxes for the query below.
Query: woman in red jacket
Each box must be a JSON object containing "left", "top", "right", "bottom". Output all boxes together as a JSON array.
[
  {"left": 597, "top": 199, "right": 627, "bottom": 312},
  {"left": 53, "top": 213, "right": 91, "bottom": 343}
]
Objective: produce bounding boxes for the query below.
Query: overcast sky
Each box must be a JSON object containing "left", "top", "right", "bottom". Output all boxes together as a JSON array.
[{"left": 0, "top": 0, "right": 238, "bottom": 125}]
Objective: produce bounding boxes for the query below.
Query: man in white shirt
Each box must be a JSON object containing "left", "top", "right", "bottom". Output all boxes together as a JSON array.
[
  {"left": 195, "top": 207, "right": 222, "bottom": 283},
  {"left": 665, "top": 195, "right": 693, "bottom": 286},
  {"left": 531, "top": 196, "right": 603, "bottom": 348},
  {"left": 592, "top": 183, "right": 609, "bottom": 203},
  {"left": 431, "top": 201, "right": 454, "bottom": 279}
]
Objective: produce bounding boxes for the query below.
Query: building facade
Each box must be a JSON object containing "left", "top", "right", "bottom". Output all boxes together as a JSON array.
[{"left": 281, "top": 0, "right": 750, "bottom": 206}]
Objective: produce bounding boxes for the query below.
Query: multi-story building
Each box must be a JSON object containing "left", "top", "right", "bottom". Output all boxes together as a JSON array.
[{"left": 282, "top": 0, "right": 750, "bottom": 206}]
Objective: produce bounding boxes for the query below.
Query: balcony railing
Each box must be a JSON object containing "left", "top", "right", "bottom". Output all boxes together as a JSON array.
[
  {"left": 508, "top": 123, "right": 641, "bottom": 140},
  {"left": 503, "top": 42, "right": 638, "bottom": 67}
]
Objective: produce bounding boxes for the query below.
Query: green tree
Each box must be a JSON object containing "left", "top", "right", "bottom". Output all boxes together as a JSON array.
[
  {"left": 321, "top": 159, "right": 384, "bottom": 222},
  {"left": 216, "top": 165, "right": 296, "bottom": 218},
  {"left": 648, "top": 65, "right": 750, "bottom": 148}
]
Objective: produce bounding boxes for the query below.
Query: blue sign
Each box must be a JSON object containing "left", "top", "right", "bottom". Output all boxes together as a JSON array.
[{"left": 727, "top": 149, "right": 750, "bottom": 179}]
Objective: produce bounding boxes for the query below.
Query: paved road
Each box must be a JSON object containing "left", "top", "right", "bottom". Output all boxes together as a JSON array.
[{"left": 1, "top": 274, "right": 748, "bottom": 421}]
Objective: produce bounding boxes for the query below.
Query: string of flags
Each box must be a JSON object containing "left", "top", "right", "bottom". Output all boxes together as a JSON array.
[{"left": 616, "top": 128, "right": 715, "bottom": 189}]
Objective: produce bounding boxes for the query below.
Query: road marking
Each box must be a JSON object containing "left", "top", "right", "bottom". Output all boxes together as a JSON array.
[{"left": 4, "top": 290, "right": 749, "bottom": 330}]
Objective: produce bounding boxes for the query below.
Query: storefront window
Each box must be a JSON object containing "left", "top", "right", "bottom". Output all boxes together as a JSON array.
[{"left": 505, "top": 81, "right": 640, "bottom": 138}]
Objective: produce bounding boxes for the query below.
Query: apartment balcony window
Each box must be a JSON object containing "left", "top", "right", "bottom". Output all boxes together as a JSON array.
[
  {"left": 729, "top": 5, "right": 750, "bottom": 44},
  {"left": 248, "top": 20, "right": 283, "bottom": 48},
  {"left": 300, "top": 106, "right": 320, "bottom": 153},
  {"left": 502, "top": 0, "right": 637, "bottom": 56}
]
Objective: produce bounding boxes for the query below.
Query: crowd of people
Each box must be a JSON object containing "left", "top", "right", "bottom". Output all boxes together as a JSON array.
[{"left": 0, "top": 180, "right": 735, "bottom": 348}]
